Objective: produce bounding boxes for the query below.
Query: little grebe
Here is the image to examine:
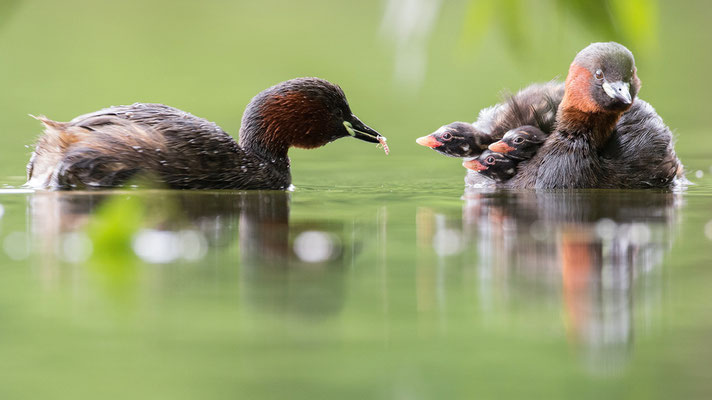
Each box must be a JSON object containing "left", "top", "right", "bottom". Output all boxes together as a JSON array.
[
  {"left": 415, "top": 82, "right": 561, "bottom": 158},
  {"left": 463, "top": 125, "right": 547, "bottom": 182},
  {"left": 416, "top": 121, "right": 489, "bottom": 158},
  {"left": 506, "top": 42, "right": 682, "bottom": 189},
  {"left": 463, "top": 150, "right": 519, "bottom": 183},
  {"left": 26, "top": 77, "right": 384, "bottom": 190},
  {"left": 462, "top": 99, "right": 681, "bottom": 188},
  {"left": 488, "top": 125, "right": 547, "bottom": 161},
  {"left": 420, "top": 78, "right": 680, "bottom": 189}
]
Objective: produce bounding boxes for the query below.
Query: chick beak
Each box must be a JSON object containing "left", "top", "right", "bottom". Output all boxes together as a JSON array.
[
  {"left": 602, "top": 81, "right": 632, "bottom": 105},
  {"left": 488, "top": 141, "right": 515, "bottom": 153},
  {"left": 463, "top": 159, "right": 487, "bottom": 172},
  {"left": 415, "top": 134, "right": 443, "bottom": 149},
  {"left": 345, "top": 115, "right": 382, "bottom": 144}
]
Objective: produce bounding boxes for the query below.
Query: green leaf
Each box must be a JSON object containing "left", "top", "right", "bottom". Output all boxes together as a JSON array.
[
  {"left": 608, "top": 0, "right": 659, "bottom": 54},
  {"left": 460, "top": 0, "right": 495, "bottom": 49}
]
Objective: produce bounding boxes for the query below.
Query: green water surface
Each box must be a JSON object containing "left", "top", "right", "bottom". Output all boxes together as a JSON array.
[{"left": 0, "top": 153, "right": 711, "bottom": 399}]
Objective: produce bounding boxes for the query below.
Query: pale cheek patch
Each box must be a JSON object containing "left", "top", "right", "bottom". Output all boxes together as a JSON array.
[
  {"left": 602, "top": 82, "right": 616, "bottom": 98},
  {"left": 603, "top": 81, "right": 630, "bottom": 99}
]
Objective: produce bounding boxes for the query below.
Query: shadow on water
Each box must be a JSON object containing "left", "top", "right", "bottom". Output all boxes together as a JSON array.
[
  {"left": 418, "top": 187, "right": 681, "bottom": 374},
  {"left": 28, "top": 190, "right": 354, "bottom": 319}
]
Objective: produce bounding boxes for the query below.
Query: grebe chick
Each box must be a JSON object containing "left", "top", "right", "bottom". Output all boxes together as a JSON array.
[{"left": 488, "top": 125, "right": 548, "bottom": 161}]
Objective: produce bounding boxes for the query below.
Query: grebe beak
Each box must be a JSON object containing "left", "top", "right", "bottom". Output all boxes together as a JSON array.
[
  {"left": 344, "top": 116, "right": 382, "bottom": 144},
  {"left": 463, "top": 159, "right": 487, "bottom": 172},
  {"left": 602, "top": 81, "right": 632, "bottom": 105},
  {"left": 488, "top": 141, "right": 515, "bottom": 153},
  {"left": 415, "top": 135, "right": 443, "bottom": 149}
]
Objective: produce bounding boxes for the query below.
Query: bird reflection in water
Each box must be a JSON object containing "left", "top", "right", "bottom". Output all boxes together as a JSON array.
[
  {"left": 29, "top": 190, "right": 355, "bottom": 319},
  {"left": 420, "top": 187, "right": 680, "bottom": 373}
]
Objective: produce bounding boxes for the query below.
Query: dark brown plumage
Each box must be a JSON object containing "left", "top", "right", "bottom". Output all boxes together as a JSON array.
[
  {"left": 420, "top": 43, "right": 681, "bottom": 190},
  {"left": 26, "top": 78, "right": 383, "bottom": 190},
  {"left": 599, "top": 99, "right": 682, "bottom": 188},
  {"left": 416, "top": 82, "right": 562, "bottom": 158},
  {"left": 503, "top": 42, "right": 682, "bottom": 189}
]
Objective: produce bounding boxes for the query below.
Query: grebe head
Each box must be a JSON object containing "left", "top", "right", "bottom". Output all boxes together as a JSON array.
[
  {"left": 563, "top": 42, "right": 641, "bottom": 113},
  {"left": 239, "top": 77, "right": 382, "bottom": 155}
]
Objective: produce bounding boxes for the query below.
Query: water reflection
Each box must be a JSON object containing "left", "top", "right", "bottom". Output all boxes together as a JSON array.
[
  {"left": 420, "top": 188, "right": 680, "bottom": 373},
  {"left": 19, "top": 184, "right": 685, "bottom": 371},
  {"left": 28, "top": 191, "right": 355, "bottom": 319}
]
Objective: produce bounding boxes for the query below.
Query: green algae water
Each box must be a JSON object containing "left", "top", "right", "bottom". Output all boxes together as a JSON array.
[{"left": 2, "top": 0, "right": 712, "bottom": 398}]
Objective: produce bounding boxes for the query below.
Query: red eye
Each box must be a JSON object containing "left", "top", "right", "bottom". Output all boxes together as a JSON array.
[
  {"left": 594, "top": 69, "right": 604, "bottom": 80},
  {"left": 441, "top": 132, "right": 452, "bottom": 141},
  {"left": 485, "top": 156, "right": 495, "bottom": 164}
]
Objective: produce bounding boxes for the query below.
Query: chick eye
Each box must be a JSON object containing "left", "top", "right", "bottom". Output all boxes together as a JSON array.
[
  {"left": 485, "top": 156, "right": 495, "bottom": 164},
  {"left": 441, "top": 132, "right": 452, "bottom": 141},
  {"left": 594, "top": 69, "right": 604, "bottom": 80},
  {"left": 513, "top": 137, "right": 524, "bottom": 144}
]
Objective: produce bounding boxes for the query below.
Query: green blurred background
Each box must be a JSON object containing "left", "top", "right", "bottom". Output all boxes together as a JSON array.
[
  {"left": 1, "top": 1, "right": 712, "bottom": 399},
  {"left": 1, "top": 0, "right": 710, "bottom": 185}
]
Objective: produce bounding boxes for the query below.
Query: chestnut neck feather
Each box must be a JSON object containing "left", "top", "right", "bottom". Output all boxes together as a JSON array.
[
  {"left": 557, "top": 63, "right": 626, "bottom": 149},
  {"left": 530, "top": 62, "right": 630, "bottom": 188},
  {"left": 556, "top": 107, "right": 622, "bottom": 150},
  {"left": 239, "top": 91, "right": 336, "bottom": 162}
]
